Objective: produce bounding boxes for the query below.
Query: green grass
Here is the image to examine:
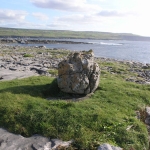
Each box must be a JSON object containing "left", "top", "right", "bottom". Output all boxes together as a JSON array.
[
  {"left": 0, "top": 27, "right": 141, "bottom": 40},
  {"left": 0, "top": 61, "right": 150, "bottom": 149},
  {"left": 23, "top": 53, "right": 34, "bottom": 57},
  {"left": 0, "top": 46, "right": 71, "bottom": 60},
  {"left": 48, "top": 69, "right": 58, "bottom": 76}
]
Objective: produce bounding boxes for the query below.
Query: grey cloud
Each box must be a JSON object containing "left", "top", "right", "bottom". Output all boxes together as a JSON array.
[
  {"left": 1, "top": 21, "right": 50, "bottom": 29},
  {"left": 30, "top": 0, "right": 100, "bottom": 12},
  {"left": 55, "top": 14, "right": 104, "bottom": 24},
  {"left": 97, "top": 10, "right": 136, "bottom": 17}
]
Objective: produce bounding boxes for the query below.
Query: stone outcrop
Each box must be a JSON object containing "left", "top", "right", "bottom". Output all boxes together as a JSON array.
[
  {"left": 0, "top": 128, "right": 123, "bottom": 150},
  {"left": 0, "top": 128, "right": 72, "bottom": 150},
  {"left": 57, "top": 50, "right": 100, "bottom": 94},
  {"left": 0, "top": 45, "right": 63, "bottom": 81},
  {"left": 145, "top": 107, "right": 150, "bottom": 125},
  {"left": 98, "top": 143, "right": 122, "bottom": 150}
]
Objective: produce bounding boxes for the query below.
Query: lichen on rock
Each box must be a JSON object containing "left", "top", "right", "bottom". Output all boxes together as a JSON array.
[{"left": 57, "top": 50, "right": 100, "bottom": 94}]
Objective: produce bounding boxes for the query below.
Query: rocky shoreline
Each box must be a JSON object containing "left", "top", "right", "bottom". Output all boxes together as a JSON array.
[
  {"left": 0, "top": 44, "right": 150, "bottom": 84},
  {"left": 0, "top": 44, "right": 66, "bottom": 81},
  {"left": 0, "top": 38, "right": 90, "bottom": 44},
  {"left": 96, "top": 57, "right": 150, "bottom": 85}
]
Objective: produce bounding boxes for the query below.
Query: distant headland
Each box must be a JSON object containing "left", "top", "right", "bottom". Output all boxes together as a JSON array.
[{"left": 0, "top": 27, "right": 150, "bottom": 41}]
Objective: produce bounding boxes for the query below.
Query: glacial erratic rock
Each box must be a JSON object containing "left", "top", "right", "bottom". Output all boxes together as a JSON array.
[{"left": 57, "top": 50, "right": 100, "bottom": 94}]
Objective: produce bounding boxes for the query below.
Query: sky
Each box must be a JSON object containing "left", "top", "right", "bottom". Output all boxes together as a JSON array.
[{"left": 1, "top": 0, "right": 150, "bottom": 36}]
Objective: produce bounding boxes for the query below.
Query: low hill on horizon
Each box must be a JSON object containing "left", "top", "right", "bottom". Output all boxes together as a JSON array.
[{"left": 0, "top": 27, "right": 150, "bottom": 41}]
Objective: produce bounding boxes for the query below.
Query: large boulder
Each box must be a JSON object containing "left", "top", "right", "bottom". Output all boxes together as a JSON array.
[{"left": 57, "top": 50, "right": 100, "bottom": 94}]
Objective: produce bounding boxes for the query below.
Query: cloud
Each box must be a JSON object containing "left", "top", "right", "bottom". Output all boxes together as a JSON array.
[
  {"left": 30, "top": 0, "right": 100, "bottom": 12},
  {"left": 0, "top": 9, "right": 30, "bottom": 29},
  {"left": 52, "top": 13, "right": 112, "bottom": 31},
  {"left": 0, "top": 9, "right": 50, "bottom": 29},
  {"left": 55, "top": 12, "right": 121, "bottom": 25},
  {"left": 56, "top": 14, "right": 100, "bottom": 24},
  {"left": 56, "top": 14, "right": 84, "bottom": 23},
  {"left": 32, "top": 12, "right": 49, "bottom": 20},
  {"left": 1, "top": 21, "right": 50, "bottom": 29},
  {"left": 97, "top": 10, "right": 137, "bottom": 17},
  {"left": 0, "top": 9, "right": 28, "bottom": 22},
  {"left": 52, "top": 11, "right": 140, "bottom": 32}
]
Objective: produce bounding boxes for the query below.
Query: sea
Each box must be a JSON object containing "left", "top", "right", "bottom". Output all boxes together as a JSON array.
[{"left": 10, "top": 38, "right": 150, "bottom": 64}]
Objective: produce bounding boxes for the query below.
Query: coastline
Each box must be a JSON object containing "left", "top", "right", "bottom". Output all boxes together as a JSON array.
[
  {"left": 1, "top": 38, "right": 150, "bottom": 65},
  {"left": 0, "top": 38, "right": 90, "bottom": 44},
  {"left": 0, "top": 44, "right": 150, "bottom": 83}
]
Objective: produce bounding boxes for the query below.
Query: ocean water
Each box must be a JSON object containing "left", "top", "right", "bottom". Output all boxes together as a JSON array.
[{"left": 10, "top": 39, "right": 150, "bottom": 64}]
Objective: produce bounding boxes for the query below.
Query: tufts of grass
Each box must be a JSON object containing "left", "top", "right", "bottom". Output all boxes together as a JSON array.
[
  {"left": 0, "top": 61, "right": 150, "bottom": 149},
  {"left": 0, "top": 46, "right": 71, "bottom": 61},
  {"left": 48, "top": 69, "right": 58, "bottom": 76},
  {"left": 23, "top": 53, "right": 34, "bottom": 57}
]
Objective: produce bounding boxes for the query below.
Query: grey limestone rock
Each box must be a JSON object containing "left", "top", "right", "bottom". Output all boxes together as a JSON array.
[
  {"left": 97, "top": 143, "right": 122, "bottom": 150},
  {"left": 0, "top": 128, "right": 72, "bottom": 150},
  {"left": 145, "top": 107, "right": 150, "bottom": 125},
  {"left": 146, "top": 107, "right": 150, "bottom": 116},
  {"left": 57, "top": 50, "right": 100, "bottom": 94}
]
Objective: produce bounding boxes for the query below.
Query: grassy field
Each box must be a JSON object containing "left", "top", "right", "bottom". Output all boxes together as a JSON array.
[
  {"left": 0, "top": 60, "right": 150, "bottom": 149},
  {"left": 0, "top": 27, "right": 142, "bottom": 40}
]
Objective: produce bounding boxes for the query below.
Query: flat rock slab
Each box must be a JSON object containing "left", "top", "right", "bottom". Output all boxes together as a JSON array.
[
  {"left": 98, "top": 143, "right": 122, "bottom": 150},
  {"left": 0, "top": 69, "right": 39, "bottom": 81},
  {"left": 0, "top": 128, "right": 72, "bottom": 150}
]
